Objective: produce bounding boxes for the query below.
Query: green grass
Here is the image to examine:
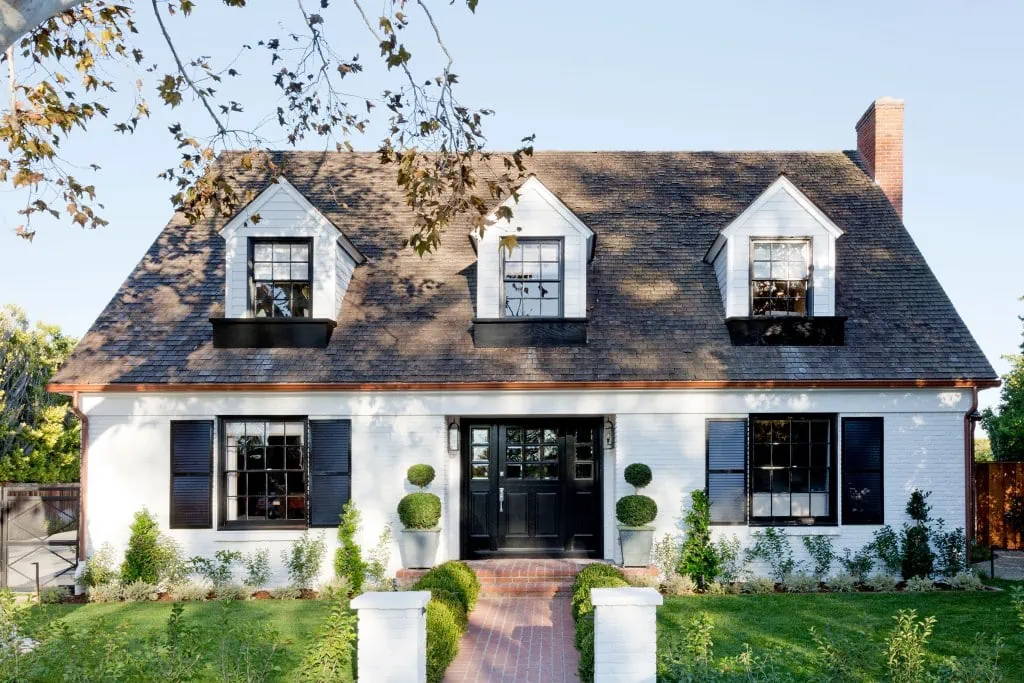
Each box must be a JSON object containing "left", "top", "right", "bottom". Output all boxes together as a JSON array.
[
  {"left": 25, "top": 600, "right": 333, "bottom": 681},
  {"left": 657, "top": 591, "right": 1023, "bottom": 681}
]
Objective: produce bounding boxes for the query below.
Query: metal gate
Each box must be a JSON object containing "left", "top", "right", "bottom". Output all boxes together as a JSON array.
[{"left": 0, "top": 484, "right": 80, "bottom": 590}]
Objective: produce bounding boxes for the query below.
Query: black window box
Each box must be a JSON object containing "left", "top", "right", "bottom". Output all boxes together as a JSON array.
[
  {"left": 210, "top": 317, "right": 336, "bottom": 349},
  {"left": 473, "top": 317, "right": 588, "bottom": 347},
  {"left": 726, "top": 316, "right": 846, "bottom": 346}
]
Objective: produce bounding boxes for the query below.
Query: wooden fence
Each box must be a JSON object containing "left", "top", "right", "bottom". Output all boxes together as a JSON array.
[{"left": 975, "top": 462, "right": 1024, "bottom": 550}]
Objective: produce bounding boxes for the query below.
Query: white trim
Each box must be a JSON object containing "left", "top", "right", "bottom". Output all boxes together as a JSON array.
[
  {"left": 475, "top": 175, "right": 595, "bottom": 261},
  {"left": 219, "top": 176, "right": 365, "bottom": 264},
  {"left": 704, "top": 175, "right": 844, "bottom": 264}
]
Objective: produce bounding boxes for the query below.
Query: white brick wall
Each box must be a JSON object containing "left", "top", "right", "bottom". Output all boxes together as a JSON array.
[
  {"left": 351, "top": 591, "right": 430, "bottom": 683},
  {"left": 592, "top": 587, "right": 662, "bottom": 682},
  {"left": 81, "top": 388, "right": 971, "bottom": 584}
]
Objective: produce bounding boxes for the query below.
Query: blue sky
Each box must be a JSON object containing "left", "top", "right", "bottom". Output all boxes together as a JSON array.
[{"left": 0, "top": 1, "right": 1020, "bottom": 410}]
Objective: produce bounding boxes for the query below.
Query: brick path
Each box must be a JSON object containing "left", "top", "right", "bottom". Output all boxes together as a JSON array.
[{"left": 444, "top": 597, "right": 579, "bottom": 682}]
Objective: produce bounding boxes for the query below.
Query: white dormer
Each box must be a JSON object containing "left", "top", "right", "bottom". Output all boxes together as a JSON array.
[
  {"left": 704, "top": 176, "right": 843, "bottom": 319},
  {"left": 219, "top": 177, "right": 364, "bottom": 320},
  {"left": 473, "top": 176, "right": 594, "bottom": 320}
]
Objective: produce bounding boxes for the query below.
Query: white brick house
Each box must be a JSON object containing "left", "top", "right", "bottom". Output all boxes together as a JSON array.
[{"left": 50, "top": 98, "right": 996, "bottom": 585}]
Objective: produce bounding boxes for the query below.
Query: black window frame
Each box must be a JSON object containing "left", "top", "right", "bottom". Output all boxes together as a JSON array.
[
  {"left": 706, "top": 418, "right": 748, "bottom": 526},
  {"left": 169, "top": 420, "right": 214, "bottom": 530},
  {"left": 499, "top": 237, "right": 565, "bottom": 319},
  {"left": 218, "top": 416, "right": 310, "bottom": 530},
  {"left": 841, "top": 417, "right": 885, "bottom": 525},
  {"left": 247, "top": 237, "right": 314, "bottom": 318},
  {"left": 749, "top": 238, "right": 813, "bottom": 318},
  {"left": 748, "top": 414, "right": 838, "bottom": 526}
]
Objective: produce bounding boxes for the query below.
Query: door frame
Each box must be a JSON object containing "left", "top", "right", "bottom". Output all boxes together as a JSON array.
[{"left": 458, "top": 417, "right": 604, "bottom": 559}]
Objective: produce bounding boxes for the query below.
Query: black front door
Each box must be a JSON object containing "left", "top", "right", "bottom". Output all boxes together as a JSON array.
[{"left": 462, "top": 419, "right": 602, "bottom": 558}]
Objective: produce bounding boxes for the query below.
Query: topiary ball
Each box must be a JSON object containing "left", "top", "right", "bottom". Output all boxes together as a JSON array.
[
  {"left": 624, "top": 463, "right": 652, "bottom": 490},
  {"left": 616, "top": 494, "right": 658, "bottom": 527},
  {"left": 407, "top": 464, "right": 436, "bottom": 488},
  {"left": 398, "top": 491, "right": 442, "bottom": 529}
]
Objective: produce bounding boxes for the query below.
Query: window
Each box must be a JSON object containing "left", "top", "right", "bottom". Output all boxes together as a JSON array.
[
  {"left": 250, "top": 239, "right": 312, "bottom": 317},
  {"left": 706, "top": 419, "right": 747, "bottom": 524},
  {"left": 750, "top": 415, "right": 836, "bottom": 524},
  {"left": 222, "top": 419, "right": 307, "bottom": 527},
  {"left": 502, "top": 239, "right": 562, "bottom": 318},
  {"left": 751, "top": 240, "right": 810, "bottom": 317},
  {"left": 504, "top": 426, "right": 559, "bottom": 480},
  {"left": 842, "top": 418, "right": 884, "bottom": 524}
]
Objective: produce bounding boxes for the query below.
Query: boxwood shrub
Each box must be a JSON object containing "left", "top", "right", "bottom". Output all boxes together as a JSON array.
[
  {"left": 615, "top": 494, "right": 658, "bottom": 527},
  {"left": 624, "top": 463, "right": 652, "bottom": 490},
  {"left": 412, "top": 561, "right": 479, "bottom": 683},
  {"left": 397, "top": 491, "right": 442, "bottom": 529},
  {"left": 407, "top": 464, "right": 436, "bottom": 488},
  {"left": 571, "top": 564, "right": 629, "bottom": 682}
]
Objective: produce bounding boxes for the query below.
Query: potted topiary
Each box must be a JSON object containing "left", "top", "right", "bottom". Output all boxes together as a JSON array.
[
  {"left": 616, "top": 463, "right": 658, "bottom": 567},
  {"left": 397, "top": 464, "right": 442, "bottom": 569}
]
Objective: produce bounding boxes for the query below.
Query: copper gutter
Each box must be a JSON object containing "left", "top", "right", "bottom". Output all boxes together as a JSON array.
[
  {"left": 964, "top": 386, "right": 979, "bottom": 544},
  {"left": 68, "top": 392, "right": 87, "bottom": 561},
  {"left": 48, "top": 378, "right": 1000, "bottom": 394}
]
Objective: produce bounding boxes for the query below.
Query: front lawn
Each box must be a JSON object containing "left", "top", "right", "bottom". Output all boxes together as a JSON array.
[
  {"left": 657, "top": 590, "right": 1023, "bottom": 681},
  {"left": 16, "top": 599, "right": 336, "bottom": 682}
]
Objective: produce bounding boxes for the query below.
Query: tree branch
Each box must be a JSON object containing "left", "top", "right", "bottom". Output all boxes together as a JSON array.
[
  {"left": 149, "top": 0, "right": 228, "bottom": 136},
  {"left": 415, "top": 0, "right": 452, "bottom": 71}
]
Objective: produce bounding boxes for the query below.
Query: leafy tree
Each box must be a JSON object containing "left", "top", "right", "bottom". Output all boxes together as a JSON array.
[
  {"left": 0, "top": 0, "right": 532, "bottom": 251},
  {"left": 982, "top": 299, "right": 1024, "bottom": 461},
  {"left": 677, "top": 489, "right": 718, "bottom": 588},
  {"left": 0, "top": 304, "right": 79, "bottom": 482}
]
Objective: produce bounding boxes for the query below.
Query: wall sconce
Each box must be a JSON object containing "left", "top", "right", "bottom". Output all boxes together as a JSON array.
[
  {"left": 447, "top": 420, "right": 460, "bottom": 453},
  {"left": 603, "top": 417, "right": 615, "bottom": 449}
]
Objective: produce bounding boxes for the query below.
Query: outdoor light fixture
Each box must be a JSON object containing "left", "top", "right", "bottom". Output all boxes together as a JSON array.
[
  {"left": 447, "top": 420, "right": 460, "bottom": 452},
  {"left": 603, "top": 417, "right": 615, "bottom": 449}
]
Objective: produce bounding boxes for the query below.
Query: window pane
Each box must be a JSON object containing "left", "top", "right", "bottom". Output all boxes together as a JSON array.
[
  {"left": 524, "top": 446, "right": 541, "bottom": 462},
  {"left": 471, "top": 464, "right": 489, "bottom": 479},
  {"left": 542, "top": 445, "right": 559, "bottom": 460},
  {"left": 521, "top": 262, "right": 541, "bottom": 280},
  {"left": 506, "top": 464, "right": 522, "bottom": 479},
  {"left": 273, "top": 244, "right": 290, "bottom": 260},
  {"left": 291, "top": 244, "right": 309, "bottom": 262},
  {"left": 472, "top": 428, "right": 490, "bottom": 444},
  {"left": 752, "top": 493, "right": 771, "bottom": 517},
  {"left": 506, "top": 427, "right": 523, "bottom": 443},
  {"left": 791, "top": 493, "right": 810, "bottom": 517},
  {"left": 540, "top": 299, "right": 559, "bottom": 317},
  {"left": 753, "top": 243, "right": 771, "bottom": 260},
  {"left": 254, "top": 244, "right": 273, "bottom": 261},
  {"left": 522, "top": 300, "right": 540, "bottom": 316},
  {"left": 506, "top": 446, "right": 522, "bottom": 462},
  {"left": 541, "top": 243, "right": 559, "bottom": 261},
  {"left": 539, "top": 282, "right": 560, "bottom": 300},
  {"left": 753, "top": 262, "right": 771, "bottom": 279},
  {"left": 575, "top": 463, "right": 593, "bottom": 479},
  {"left": 576, "top": 445, "right": 593, "bottom": 462},
  {"left": 540, "top": 263, "right": 559, "bottom": 280},
  {"left": 473, "top": 445, "right": 489, "bottom": 460},
  {"left": 253, "top": 263, "right": 273, "bottom": 280},
  {"left": 522, "top": 243, "right": 541, "bottom": 260},
  {"left": 290, "top": 263, "right": 308, "bottom": 280},
  {"left": 272, "top": 263, "right": 290, "bottom": 280}
]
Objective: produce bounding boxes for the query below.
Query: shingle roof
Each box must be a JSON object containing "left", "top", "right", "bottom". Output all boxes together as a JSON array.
[{"left": 50, "top": 151, "right": 997, "bottom": 387}]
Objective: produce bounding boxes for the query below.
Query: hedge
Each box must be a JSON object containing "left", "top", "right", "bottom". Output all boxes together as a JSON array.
[
  {"left": 571, "top": 564, "right": 629, "bottom": 683},
  {"left": 412, "top": 560, "right": 479, "bottom": 683}
]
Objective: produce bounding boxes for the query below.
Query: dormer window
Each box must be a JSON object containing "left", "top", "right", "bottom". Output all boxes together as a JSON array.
[
  {"left": 751, "top": 239, "right": 810, "bottom": 317},
  {"left": 250, "top": 238, "right": 312, "bottom": 318},
  {"left": 502, "top": 239, "right": 563, "bottom": 318}
]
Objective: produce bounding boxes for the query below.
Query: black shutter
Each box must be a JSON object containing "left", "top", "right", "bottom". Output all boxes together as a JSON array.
[
  {"left": 309, "top": 419, "right": 352, "bottom": 527},
  {"left": 170, "top": 420, "right": 213, "bottom": 529},
  {"left": 842, "top": 417, "right": 884, "bottom": 524},
  {"left": 706, "top": 419, "right": 747, "bottom": 524}
]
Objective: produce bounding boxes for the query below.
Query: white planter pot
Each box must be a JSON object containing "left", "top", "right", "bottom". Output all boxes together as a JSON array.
[
  {"left": 619, "top": 527, "right": 654, "bottom": 567},
  {"left": 399, "top": 529, "right": 441, "bottom": 569}
]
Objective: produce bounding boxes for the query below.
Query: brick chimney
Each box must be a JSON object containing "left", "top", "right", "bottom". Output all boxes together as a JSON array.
[{"left": 855, "top": 97, "right": 904, "bottom": 218}]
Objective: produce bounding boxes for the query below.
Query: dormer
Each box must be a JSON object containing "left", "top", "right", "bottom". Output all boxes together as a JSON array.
[
  {"left": 703, "top": 176, "right": 846, "bottom": 346},
  {"left": 471, "top": 176, "right": 595, "bottom": 347},
  {"left": 211, "top": 177, "right": 364, "bottom": 348}
]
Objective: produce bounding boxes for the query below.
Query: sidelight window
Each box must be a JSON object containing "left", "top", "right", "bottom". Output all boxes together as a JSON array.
[
  {"left": 750, "top": 415, "right": 835, "bottom": 524},
  {"left": 222, "top": 419, "right": 307, "bottom": 526},
  {"left": 502, "top": 239, "right": 563, "bottom": 318},
  {"left": 470, "top": 427, "right": 490, "bottom": 479}
]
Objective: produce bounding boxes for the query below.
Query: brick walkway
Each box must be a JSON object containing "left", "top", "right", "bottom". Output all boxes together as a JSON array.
[{"left": 444, "top": 597, "right": 579, "bottom": 682}]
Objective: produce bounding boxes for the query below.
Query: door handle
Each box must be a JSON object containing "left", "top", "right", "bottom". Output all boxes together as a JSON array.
[{"left": 499, "top": 487, "right": 505, "bottom": 512}]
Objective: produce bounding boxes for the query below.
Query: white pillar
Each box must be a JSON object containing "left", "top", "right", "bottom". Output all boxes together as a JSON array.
[
  {"left": 591, "top": 587, "right": 663, "bottom": 683},
  {"left": 350, "top": 590, "right": 430, "bottom": 683}
]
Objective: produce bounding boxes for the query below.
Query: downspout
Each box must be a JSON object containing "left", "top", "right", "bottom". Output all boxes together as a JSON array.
[
  {"left": 964, "top": 387, "right": 980, "bottom": 545},
  {"left": 69, "top": 392, "right": 88, "bottom": 562}
]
